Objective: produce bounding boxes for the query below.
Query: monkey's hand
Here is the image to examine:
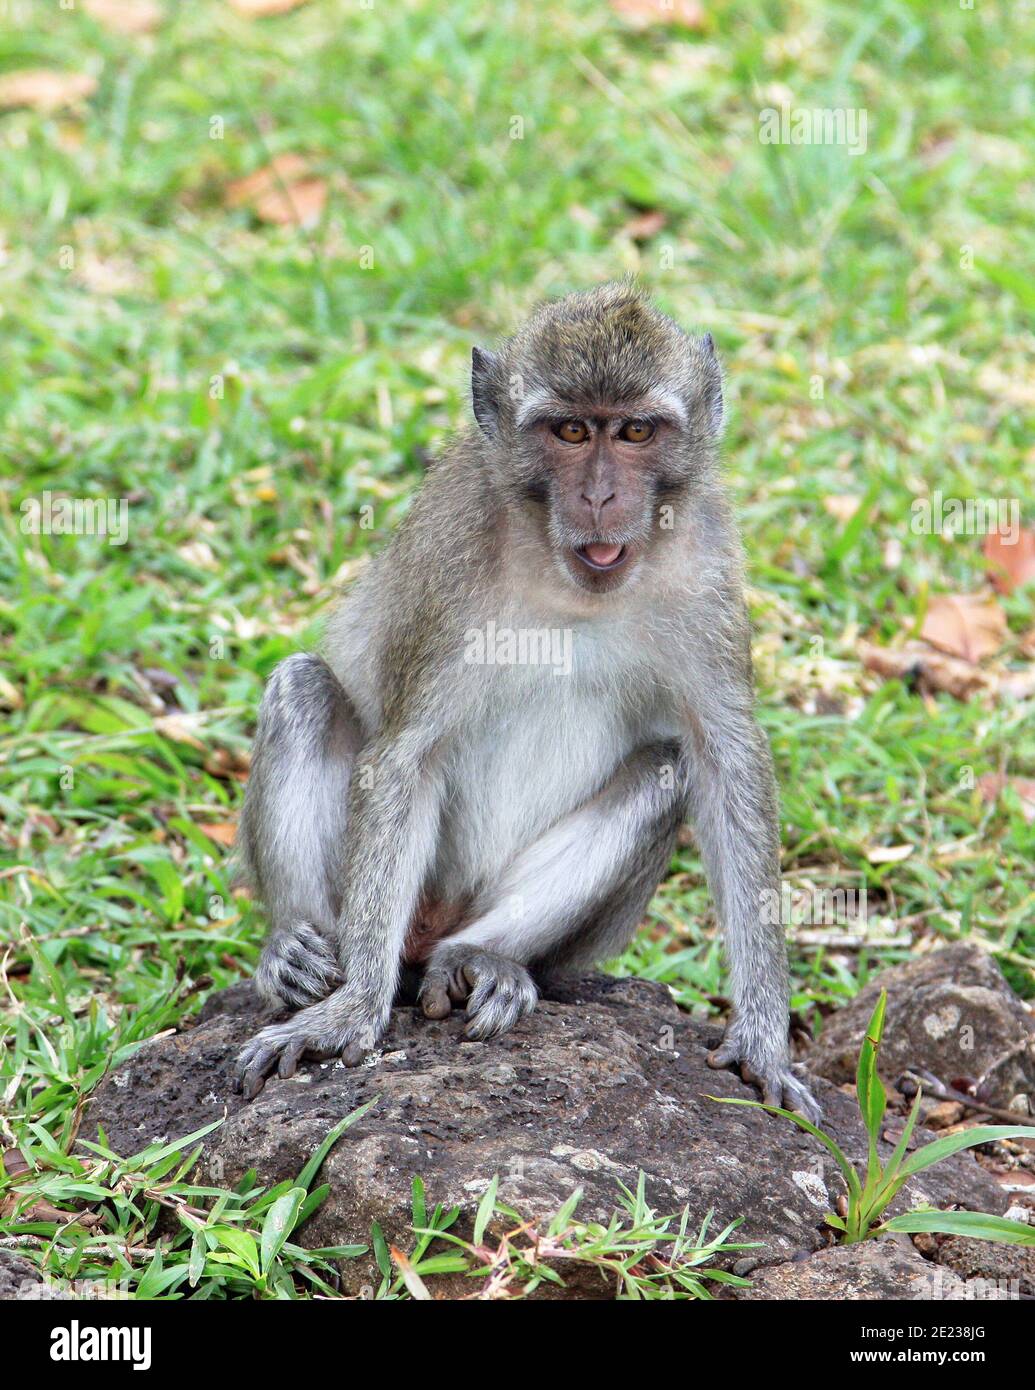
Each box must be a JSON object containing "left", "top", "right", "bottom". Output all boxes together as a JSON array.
[
  {"left": 254, "top": 922, "right": 343, "bottom": 1011},
  {"left": 419, "top": 945, "right": 538, "bottom": 1041},
  {"left": 707, "top": 1030, "right": 822, "bottom": 1125},
  {"left": 234, "top": 983, "right": 387, "bottom": 1100}
]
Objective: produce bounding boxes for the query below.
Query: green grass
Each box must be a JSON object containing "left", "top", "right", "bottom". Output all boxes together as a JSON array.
[{"left": 1, "top": 0, "right": 1033, "bottom": 1297}]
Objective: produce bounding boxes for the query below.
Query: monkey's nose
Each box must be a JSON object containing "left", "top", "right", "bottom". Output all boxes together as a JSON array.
[{"left": 580, "top": 488, "right": 615, "bottom": 522}]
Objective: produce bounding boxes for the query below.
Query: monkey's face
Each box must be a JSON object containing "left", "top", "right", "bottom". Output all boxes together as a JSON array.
[
  {"left": 471, "top": 285, "right": 725, "bottom": 594},
  {"left": 516, "top": 405, "right": 688, "bottom": 594}
]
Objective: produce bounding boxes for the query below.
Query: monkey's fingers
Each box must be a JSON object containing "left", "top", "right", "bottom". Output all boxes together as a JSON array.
[
  {"left": 764, "top": 1067, "right": 823, "bottom": 1125},
  {"left": 419, "top": 974, "right": 452, "bottom": 1019},
  {"left": 237, "top": 1042, "right": 282, "bottom": 1100},
  {"left": 277, "top": 1037, "right": 308, "bottom": 1080},
  {"left": 706, "top": 1039, "right": 740, "bottom": 1070},
  {"left": 419, "top": 964, "right": 468, "bottom": 1019},
  {"left": 463, "top": 962, "right": 537, "bottom": 1041}
]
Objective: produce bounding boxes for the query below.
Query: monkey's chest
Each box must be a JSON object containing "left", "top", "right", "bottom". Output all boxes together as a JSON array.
[{"left": 430, "top": 679, "right": 634, "bottom": 901}]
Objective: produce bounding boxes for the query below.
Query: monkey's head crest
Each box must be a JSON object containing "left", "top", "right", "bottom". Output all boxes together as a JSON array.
[{"left": 470, "top": 282, "right": 722, "bottom": 444}]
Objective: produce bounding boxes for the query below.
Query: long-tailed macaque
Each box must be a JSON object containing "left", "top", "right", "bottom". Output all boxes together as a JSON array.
[{"left": 234, "top": 283, "right": 819, "bottom": 1120}]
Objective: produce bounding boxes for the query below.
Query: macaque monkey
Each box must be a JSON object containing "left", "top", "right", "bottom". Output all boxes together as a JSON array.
[{"left": 235, "top": 283, "right": 819, "bottom": 1121}]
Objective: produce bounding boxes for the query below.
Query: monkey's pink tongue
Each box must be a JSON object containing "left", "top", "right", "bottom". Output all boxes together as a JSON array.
[{"left": 584, "top": 543, "right": 623, "bottom": 566}]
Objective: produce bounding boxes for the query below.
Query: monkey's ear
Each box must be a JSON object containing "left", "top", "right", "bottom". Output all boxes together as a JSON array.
[
  {"left": 698, "top": 333, "right": 725, "bottom": 436},
  {"left": 471, "top": 346, "right": 502, "bottom": 438}
]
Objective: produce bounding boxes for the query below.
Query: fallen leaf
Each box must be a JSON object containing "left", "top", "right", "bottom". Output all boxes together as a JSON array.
[
  {"left": 861, "top": 839, "right": 911, "bottom": 861},
  {"left": 977, "top": 773, "right": 1035, "bottom": 824},
  {"left": 867, "top": 843, "right": 914, "bottom": 865},
  {"left": 983, "top": 527, "right": 1035, "bottom": 595},
  {"left": 611, "top": 0, "right": 705, "bottom": 30},
  {"left": 823, "top": 495, "right": 862, "bottom": 523},
  {"left": 2, "top": 1148, "right": 31, "bottom": 1179},
  {"left": 225, "top": 153, "right": 326, "bottom": 228},
  {"left": 999, "top": 667, "right": 1035, "bottom": 700},
  {"left": 228, "top": 0, "right": 309, "bottom": 15},
  {"left": 153, "top": 713, "right": 206, "bottom": 750},
  {"left": 924, "top": 1101, "right": 965, "bottom": 1129},
  {"left": 858, "top": 640, "right": 992, "bottom": 701},
  {"left": 199, "top": 822, "right": 237, "bottom": 847},
  {"left": 83, "top": 0, "right": 163, "bottom": 33},
  {"left": 178, "top": 539, "right": 219, "bottom": 571},
  {"left": 620, "top": 209, "right": 667, "bottom": 241},
  {"left": 0, "top": 70, "right": 97, "bottom": 112},
  {"left": 204, "top": 748, "right": 251, "bottom": 781},
  {"left": 921, "top": 593, "right": 1007, "bottom": 663},
  {"left": 0, "top": 673, "right": 23, "bottom": 710}
]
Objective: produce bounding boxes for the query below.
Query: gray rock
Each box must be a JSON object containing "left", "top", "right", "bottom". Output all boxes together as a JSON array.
[
  {"left": 0, "top": 1252, "right": 70, "bottom": 1300},
  {"left": 731, "top": 1238, "right": 1010, "bottom": 1300},
  {"left": 84, "top": 975, "right": 1010, "bottom": 1298},
  {"left": 934, "top": 1234, "right": 1035, "bottom": 1297},
  {"left": 810, "top": 943, "right": 1035, "bottom": 1112}
]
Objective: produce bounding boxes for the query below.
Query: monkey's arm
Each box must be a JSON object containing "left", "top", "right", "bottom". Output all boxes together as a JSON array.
[
  {"left": 687, "top": 704, "right": 821, "bottom": 1122},
  {"left": 236, "top": 734, "right": 440, "bottom": 1096}
]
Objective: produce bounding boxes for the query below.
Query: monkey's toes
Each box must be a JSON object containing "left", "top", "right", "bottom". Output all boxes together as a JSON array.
[
  {"left": 235, "top": 1035, "right": 284, "bottom": 1100},
  {"left": 463, "top": 960, "right": 538, "bottom": 1041},
  {"left": 706, "top": 1040, "right": 740, "bottom": 1070},
  {"left": 418, "top": 960, "right": 471, "bottom": 1020},
  {"left": 420, "top": 979, "right": 452, "bottom": 1019},
  {"left": 763, "top": 1067, "right": 823, "bottom": 1125}
]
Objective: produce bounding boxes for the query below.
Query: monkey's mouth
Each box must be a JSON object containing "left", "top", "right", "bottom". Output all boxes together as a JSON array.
[{"left": 574, "top": 542, "right": 629, "bottom": 573}]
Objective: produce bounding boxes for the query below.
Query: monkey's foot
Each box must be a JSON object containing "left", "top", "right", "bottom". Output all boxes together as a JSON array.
[
  {"left": 707, "top": 1039, "right": 822, "bottom": 1125},
  {"left": 254, "top": 922, "right": 343, "bottom": 1011},
  {"left": 419, "top": 946, "right": 538, "bottom": 1041},
  {"left": 234, "top": 987, "right": 384, "bottom": 1100}
]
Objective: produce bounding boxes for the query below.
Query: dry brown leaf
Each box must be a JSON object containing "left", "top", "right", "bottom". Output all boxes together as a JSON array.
[
  {"left": 924, "top": 1101, "right": 965, "bottom": 1129},
  {"left": 204, "top": 748, "right": 251, "bottom": 781},
  {"left": 858, "top": 640, "right": 992, "bottom": 701},
  {"left": 0, "top": 673, "right": 23, "bottom": 710},
  {"left": 2, "top": 1147, "right": 31, "bottom": 1179},
  {"left": 611, "top": 0, "right": 705, "bottom": 31},
  {"left": 84, "top": 0, "right": 163, "bottom": 34},
  {"left": 153, "top": 713, "right": 206, "bottom": 750},
  {"left": 228, "top": 0, "right": 309, "bottom": 16},
  {"left": 823, "top": 495, "right": 862, "bottom": 523},
  {"left": 983, "top": 527, "right": 1035, "bottom": 595},
  {"left": 921, "top": 593, "right": 1007, "bottom": 663},
  {"left": 977, "top": 773, "right": 1035, "bottom": 824},
  {"left": 867, "top": 844, "right": 914, "bottom": 864},
  {"left": 999, "top": 668, "right": 1035, "bottom": 700},
  {"left": 199, "top": 822, "right": 237, "bottom": 847},
  {"left": 225, "top": 154, "right": 326, "bottom": 228},
  {"left": 225, "top": 152, "right": 310, "bottom": 205},
  {"left": 0, "top": 70, "right": 97, "bottom": 112},
  {"left": 620, "top": 209, "right": 667, "bottom": 242}
]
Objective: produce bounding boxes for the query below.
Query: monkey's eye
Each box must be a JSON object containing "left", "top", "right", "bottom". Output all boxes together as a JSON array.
[
  {"left": 554, "top": 419, "right": 589, "bottom": 444},
  {"left": 618, "top": 419, "right": 655, "bottom": 443}
]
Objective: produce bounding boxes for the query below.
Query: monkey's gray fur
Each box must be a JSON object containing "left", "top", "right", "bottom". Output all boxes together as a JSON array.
[{"left": 235, "top": 282, "right": 820, "bottom": 1120}]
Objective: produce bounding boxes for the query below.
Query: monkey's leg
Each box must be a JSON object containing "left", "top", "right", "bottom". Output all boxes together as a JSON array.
[
  {"left": 688, "top": 713, "right": 821, "bottom": 1124},
  {"left": 419, "top": 742, "right": 681, "bottom": 1039},
  {"left": 236, "top": 732, "right": 442, "bottom": 1096},
  {"left": 238, "top": 653, "right": 359, "bottom": 1015}
]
